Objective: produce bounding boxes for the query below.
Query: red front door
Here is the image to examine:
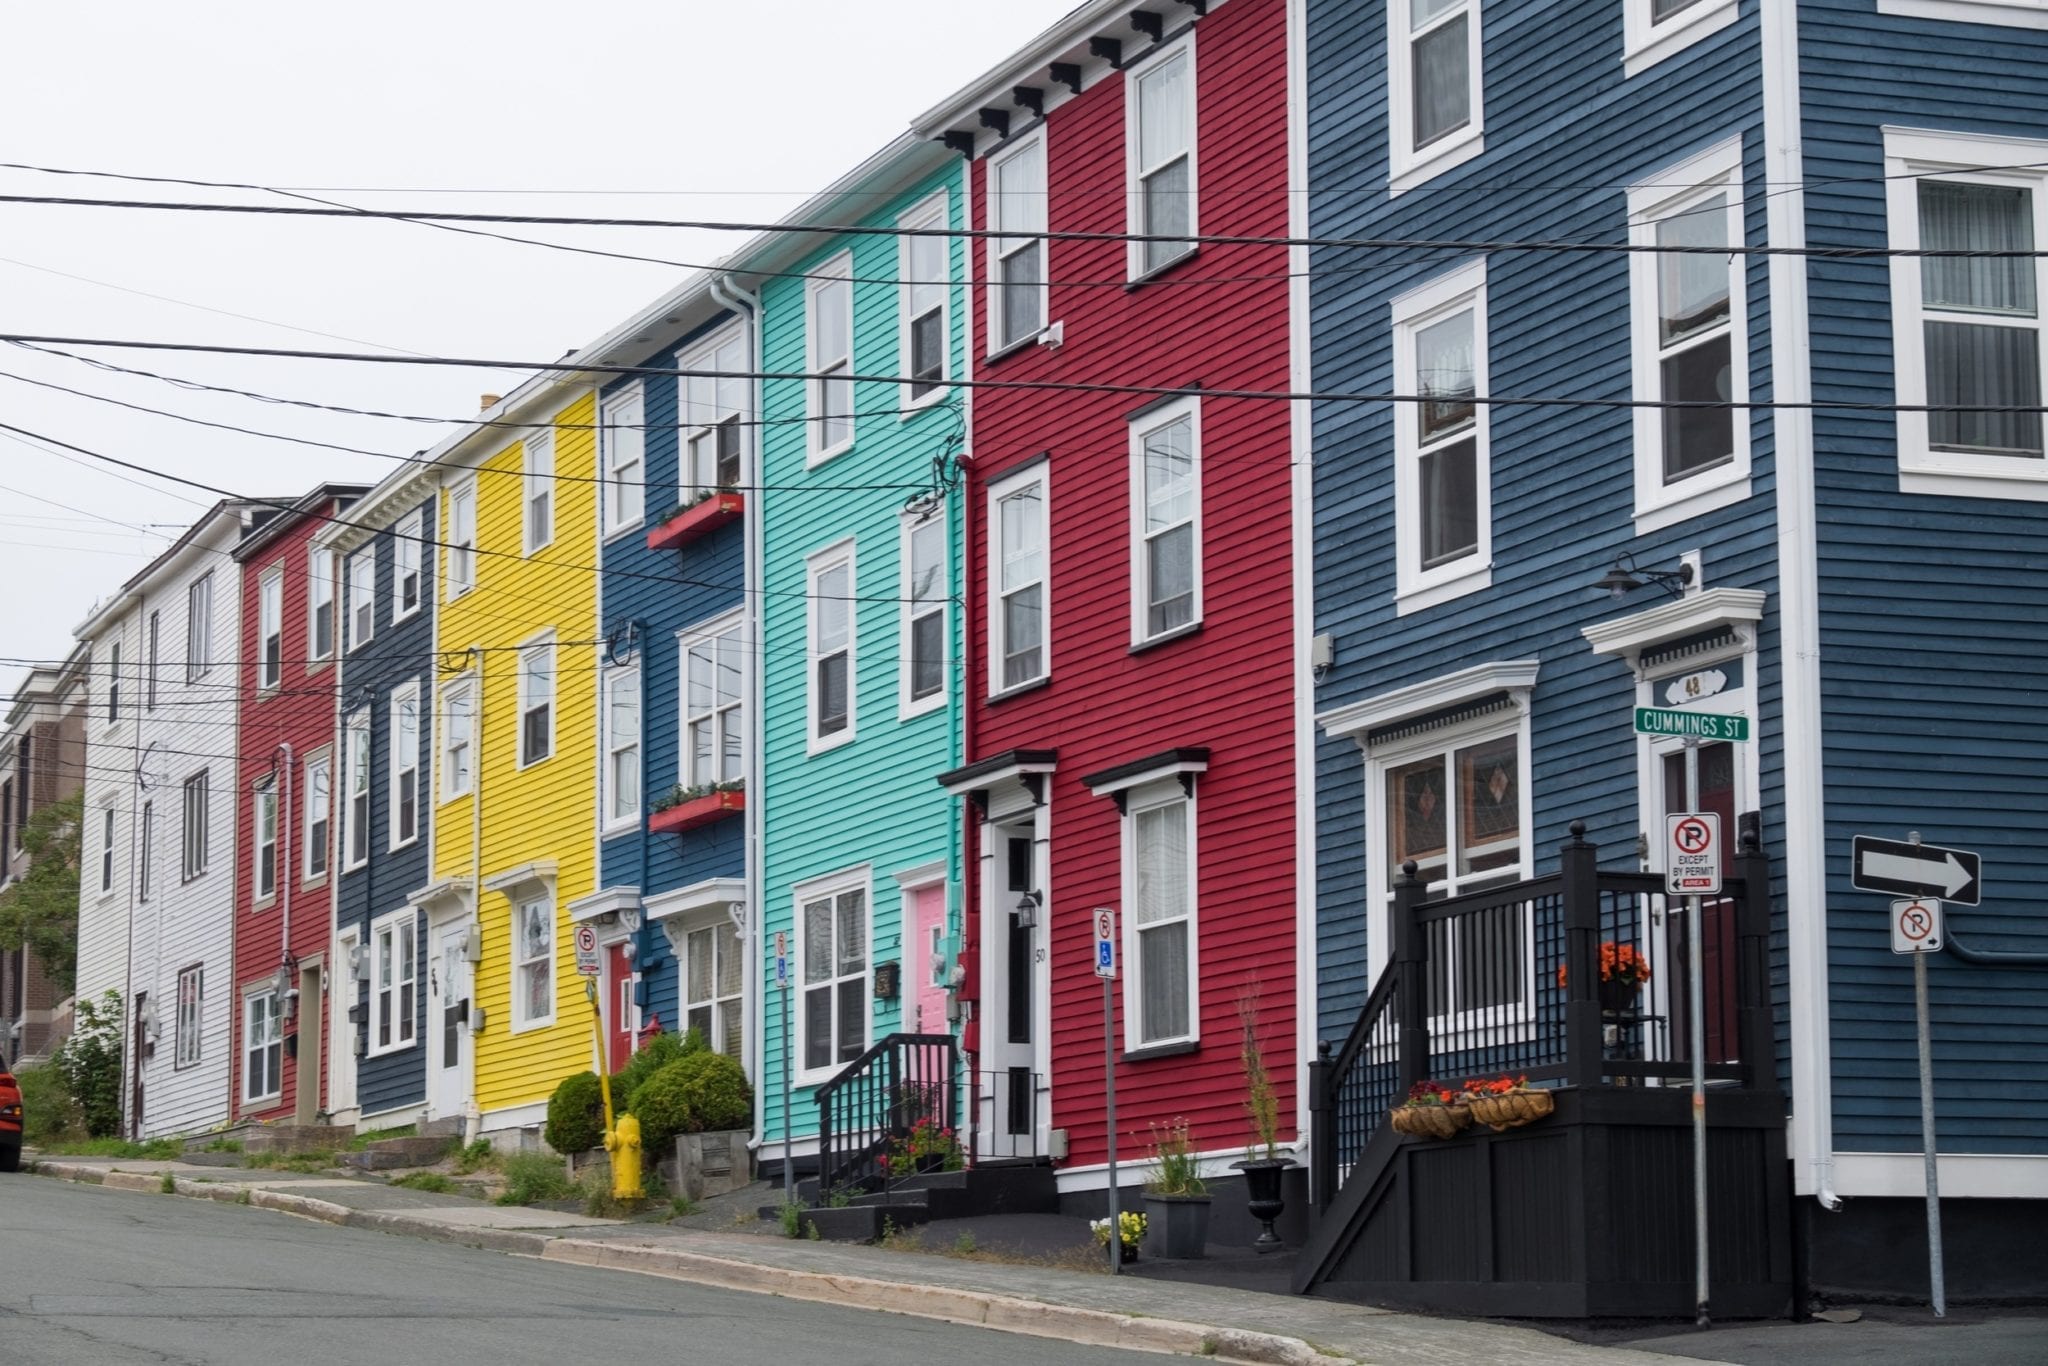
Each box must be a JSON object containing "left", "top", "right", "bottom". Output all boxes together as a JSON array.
[{"left": 606, "top": 944, "right": 634, "bottom": 1073}]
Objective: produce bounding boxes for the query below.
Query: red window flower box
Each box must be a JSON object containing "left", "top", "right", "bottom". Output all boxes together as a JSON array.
[
  {"left": 646, "top": 493, "right": 744, "bottom": 551},
  {"left": 649, "top": 788, "right": 745, "bottom": 834}
]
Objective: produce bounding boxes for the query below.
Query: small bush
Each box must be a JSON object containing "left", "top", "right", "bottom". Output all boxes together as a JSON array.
[
  {"left": 627, "top": 1051, "right": 752, "bottom": 1153},
  {"left": 613, "top": 1027, "right": 706, "bottom": 1114},
  {"left": 392, "top": 1172, "right": 458, "bottom": 1194},
  {"left": 16, "top": 1064, "right": 84, "bottom": 1146},
  {"left": 159, "top": 1172, "right": 176, "bottom": 1194},
  {"left": 495, "top": 1151, "right": 577, "bottom": 1206},
  {"left": 453, "top": 1139, "right": 497, "bottom": 1175},
  {"left": 545, "top": 1071, "right": 606, "bottom": 1155},
  {"left": 779, "top": 1201, "right": 803, "bottom": 1238}
]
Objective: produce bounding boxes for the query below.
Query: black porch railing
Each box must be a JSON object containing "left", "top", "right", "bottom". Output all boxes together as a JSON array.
[
  {"left": 815, "top": 1032, "right": 958, "bottom": 1198},
  {"left": 971, "top": 1067, "right": 1047, "bottom": 1162},
  {"left": 1309, "top": 821, "right": 1773, "bottom": 1208}
]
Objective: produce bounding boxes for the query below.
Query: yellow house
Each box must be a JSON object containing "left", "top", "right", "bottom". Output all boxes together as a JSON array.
[{"left": 427, "top": 386, "right": 603, "bottom": 1141}]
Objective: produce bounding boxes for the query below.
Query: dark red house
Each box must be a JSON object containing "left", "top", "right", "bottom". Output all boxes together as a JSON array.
[
  {"left": 231, "top": 484, "right": 366, "bottom": 1125},
  {"left": 918, "top": 0, "right": 1307, "bottom": 1218}
]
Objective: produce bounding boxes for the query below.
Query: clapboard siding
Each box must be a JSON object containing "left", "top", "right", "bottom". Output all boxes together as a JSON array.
[
  {"left": 1799, "top": 0, "right": 2048, "bottom": 1155},
  {"left": 960, "top": 0, "right": 1297, "bottom": 1170},
  {"left": 74, "top": 601, "right": 141, "bottom": 1040}
]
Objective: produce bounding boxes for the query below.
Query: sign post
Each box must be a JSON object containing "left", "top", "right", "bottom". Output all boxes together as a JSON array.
[
  {"left": 1892, "top": 881, "right": 1948, "bottom": 1319},
  {"left": 776, "top": 929, "right": 793, "bottom": 1206},
  {"left": 1094, "top": 908, "right": 1119, "bottom": 1275}
]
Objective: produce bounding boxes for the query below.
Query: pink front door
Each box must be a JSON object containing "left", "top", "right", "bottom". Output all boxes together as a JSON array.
[
  {"left": 606, "top": 944, "right": 634, "bottom": 1073},
  {"left": 912, "top": 885, "right": 950, "bottom": 1035}
]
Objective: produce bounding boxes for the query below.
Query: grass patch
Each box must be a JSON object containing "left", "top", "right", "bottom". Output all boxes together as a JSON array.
[
  {"left": 159, "top": 1172, "right": 176, "bottom": 1194},
  {"left": 391, "top": 1171, "right": 459, "bottom": 1194},
  {"left": 779, "top": 1201, "right": 804, "bottom": 1239},
  {"left": 879, "top": 1220, "right": 924, "bottom": 1253},
  {"left": 42, "top": 1137, "right": 182, "bottom": 1160},
  {"left": 669, "top": 1196, "right": 697, "bottom": 1219},
  {"left": 347, "top": 1123, "right": 418, "bottom": 1152},
  {"left": 494, "top": 1152, "right": 578, "bottom": 1206},
  {"left": 236, "top": 1188, "right": 252, "bottom": 1205},
  {"left": 452, "top": 1139, "right": 498, "bottom": 1175},
  {"left": 201, "top": 1138, "right": 244, "bottom": 1153},
  {"left": 243, "top": 1150, "right": 338, "bottom": 1173}
]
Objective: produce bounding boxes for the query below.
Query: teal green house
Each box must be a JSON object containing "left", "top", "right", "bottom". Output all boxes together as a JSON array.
[{"left": 731, "top": 135, "right": 967, "bottom": 1168}]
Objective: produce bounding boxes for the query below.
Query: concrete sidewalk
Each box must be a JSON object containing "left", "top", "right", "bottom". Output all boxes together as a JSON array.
[{"left": 26, "top": 1154, "right": 1716, "bottom": 1366}]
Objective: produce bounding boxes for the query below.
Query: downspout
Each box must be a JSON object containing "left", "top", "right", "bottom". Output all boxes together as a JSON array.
[
  {"left": 277, "top": 740, "right": 294, "bottom": 1114},
  {"left": 1285, "top": 0, "right": 1317, "bottom": 1167},
  {"left": 1760, "top": 0, "right": 1838, "bottom": 1211},
  {"left": 468, "top": 643, "right": 484, "bottom": 1138},
  {"left": 123, "top": 591, "right": 145, "bottom": 1138}
]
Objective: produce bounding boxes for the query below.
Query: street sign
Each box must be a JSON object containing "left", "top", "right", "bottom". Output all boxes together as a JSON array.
[
  {"left": 774, "top": 930, "right": 788, "bottom": 989},
  {"left": 1666, "top": 812, "right": 1723, "bottom": 896},
  {"left": 1093, "top": 907, "right": 1117, "bottom": 980},
  {"left": 1853, "top": 835, "right": 1981, "bottom": 906},
  {"left": 1892, "top": 898, "right": 1945, "bottom": 955},
  {"left": 573, "top": 923, "right": 601, "bottom": 977},
  {"left": 1635, "top": 706, "right": 1750, "bottom": 742}
]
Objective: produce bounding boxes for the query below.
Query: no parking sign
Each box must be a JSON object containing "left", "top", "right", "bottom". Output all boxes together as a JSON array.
[{"left": 1665, "top": 812, "right": 1722, "bottom": 896}]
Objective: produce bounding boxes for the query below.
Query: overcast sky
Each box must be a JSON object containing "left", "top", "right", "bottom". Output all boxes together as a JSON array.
[{"left": 0, "top": 0, "right": 1079, "bottom": 696}]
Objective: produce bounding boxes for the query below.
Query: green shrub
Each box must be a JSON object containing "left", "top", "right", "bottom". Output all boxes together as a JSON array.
[
  {"left": 53, "top": 992, "right": 125, "bottom": 1137},
  {"left": 545, "top": 1071, "right": 606, "bottom": 1155},
  {"left": 495, "top": 1151, "right": 578, "bottom": 1206},
  {"left": 16, "top": 1063, "right": 84, "bottom": 1146},
  {"left": 614, "top": 1027, "right": 706, "bottom": 1114},
  {"left": 392, "top": 1172, "right": 457, "bottom": 1194},
  {"left": 627, "top": 1050, "right": 753, "bottom": 1153}
]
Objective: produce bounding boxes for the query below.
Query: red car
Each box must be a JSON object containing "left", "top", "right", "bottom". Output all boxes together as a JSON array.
[{"left": 0, "top": 1052, "right": 22, "bottom": 1172}]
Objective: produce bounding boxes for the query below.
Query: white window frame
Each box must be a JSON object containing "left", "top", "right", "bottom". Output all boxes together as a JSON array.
[
  {"left": 99, "top": 801, "right": 115, "bottom": 895},
  {"left": 302, "top": 748, "right": 330, "bottom": 884},
  {"left": 511, "top": 892, "right": 557, "bottom": 1033},
  {"left": 1120, "top": 779, "right": 1201, "bottom": 1052},
  {"left": 106, "top": 641, "right": 121, "bottom": 726},
  {"left": 446, "top": 482, "right": 477, "bottom": 598},
  {"left": 343, "top": 708, "right": 371, "bottom": 872},
  {"left": 258, "top": 567, "right": 283, "bottom": 692},
  {"left": 793, "top": 867, "right": 873, "bottom": 1085},
  {"left": 181, "top": 768, "right": 210, "bottom": 882},
  {"left": 806, "top": 541, "right": 857, "bottom": 753},
  {"left": 681, "top": 917, "right": 745, "bottom": 1059},
  {"left": 1392, "top": 259, "right": 1492, "bottom": 611},
  {"left": 243, "top": 989, "right": 283, "bottom": 1104},
  {"left": 1387, "top": 0, "right": 1485, "bottom": 194},
  {"left": 679, "top": 611, "right": 744, "bottom": 789},
  {"left": 1628, "top": 136, "right": 1752, "bottom": 532},
  {"left": 146, "top": 611, "right": 160, "bottom": 710},
  {"left": 388, "top": 679, "right": 421, "bottom": 850},
  {"left": 987, "top": 461, "right": 1050, "bottom": 695},
  {"left": 392, "top": 510, "right": 423, "bottom": 623},
  {"left": 524, "top": 425, "right": 555, "bottom": 554},
  {"left": 898, "top": 194, "right": 953, "bottom": 410},
  {"left": 602, "top": 386, "right": 647, "bottom": 535},
  {"left": 807, "top": 254, "right": 856, "bottom": 463},
  {"left": 308, "top": 545, "right": 335, "bottom": 663},
  {"left": 253, "top": 776, "right": 278, "bottom": 904},
  {"left": 1624, "top": 0, "right": 1739, "bottom": 77},
  {"left": 899, "top": 510, "right": 948, "bottom": 718},
  {"left": 186, "top": 572, "right": 214, "bottom": 680},
  {"left": 1884, "top": 126, "right": 2048, "bottom": 501},
  {"left": 986, "top": 133, "right": 1050, "bottom": 356},
  {"left": 175, "top": 964, "right": 203, "bottom": 1069},
  {"left": 347, "top": 547, "right": 375, "bottom": 650},
  {"left": 517, "top": 630, "right": 557, "bottom": 769},
  {"left": 368, "top": 907, "right": 418, "bottom": 1056},
  {"left": 1878, "top": 1, "right": 2048, "bottom": 30},
  {"left": 137, "top": 800, "right": 152, "bottom": 902},
  {"left": 1128, "top": 394, "right": 1203, "bottom": 645},
  {"left": 679, "top": 325, "right": 750, "bottom": 502},
  {"left": 440, "top": 675, "right": 476, "bottom": 801},
  {"left": 602, "top": 664, "right": 641, "bottom": 834},
  {"left": 1124, "top": 35, "right": 1199, "bottom": 281}
]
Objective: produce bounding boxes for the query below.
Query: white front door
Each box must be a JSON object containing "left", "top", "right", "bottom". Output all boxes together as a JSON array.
[
  {"left": 427, "top": 922, "right": 471, "bottom": 1120},
  {"left": 329, "top": 929, "right": 358, "bottom": 1117}
]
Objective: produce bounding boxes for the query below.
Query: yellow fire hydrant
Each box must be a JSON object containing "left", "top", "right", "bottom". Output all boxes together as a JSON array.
[{"left": 606, "top": 1110, "right": 645, "bottom": 1201}]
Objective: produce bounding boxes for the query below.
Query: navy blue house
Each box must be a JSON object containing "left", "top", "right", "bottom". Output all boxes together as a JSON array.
[{"left": 1303, "top": 0, "right": 2048, "bottom": 1306}]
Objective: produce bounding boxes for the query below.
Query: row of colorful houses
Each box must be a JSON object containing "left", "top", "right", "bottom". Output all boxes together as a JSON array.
[{"left": 55, "top": 0, "right": 2048, "bottom": 1304}]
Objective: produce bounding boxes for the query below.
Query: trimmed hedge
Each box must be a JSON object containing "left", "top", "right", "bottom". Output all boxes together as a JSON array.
[
  {"left": 615, "top": 1026, "right": 706, "bottom": 1116},
  {"left": 544, "top": 1071, "right": 606, "bottom": 1155},
  {"left": 629, "top": 1050, "right": 753, "bottom": 1152}
]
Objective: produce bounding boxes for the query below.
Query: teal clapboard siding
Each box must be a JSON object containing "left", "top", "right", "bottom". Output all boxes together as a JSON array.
[{"left": 755, "top": 154, "right": 966, "bottom": 1145}]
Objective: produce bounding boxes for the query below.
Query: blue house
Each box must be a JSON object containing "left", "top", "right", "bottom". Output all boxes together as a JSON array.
[{"left": 1300, "top": 0, "right": 2048, "bottom": 1309}]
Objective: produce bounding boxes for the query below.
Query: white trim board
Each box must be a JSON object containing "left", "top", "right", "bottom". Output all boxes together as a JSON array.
[
  {"left": 1318, "top": 660, "right": 1540, "bottom": 740},
  {"left": 1833, "top": 1152, "right": 2048, "bottom": 1200}
]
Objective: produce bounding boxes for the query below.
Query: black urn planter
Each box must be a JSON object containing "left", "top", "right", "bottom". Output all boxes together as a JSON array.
[{"left": 1231, "top": 1157, "right": 1295, "bottom": 1252}]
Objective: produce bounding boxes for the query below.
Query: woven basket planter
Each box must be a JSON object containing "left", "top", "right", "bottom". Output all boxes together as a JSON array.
[
  {"left": 1465, "top": 1088, "right": 1557, "bottom": 1132},
  {"left": 1390, "top": 1104, "right": 1472, "bottom": 1140}
]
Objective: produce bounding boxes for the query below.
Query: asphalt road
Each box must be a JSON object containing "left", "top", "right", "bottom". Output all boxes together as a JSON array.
[{"left": 0, "top": 1177, "right": 1158, "bottom": 1366}]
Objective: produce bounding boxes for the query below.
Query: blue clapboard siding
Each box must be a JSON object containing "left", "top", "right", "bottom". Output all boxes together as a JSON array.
[
  {"left": 335, "top": 492, "right": 436, "bottom": 1117},
  {"left": 1305, "top": 3, "right": 1786, "bottom": 1053},
  {"left": 597, "top": 313, "right": 744, "bottom": 1047},
  {"left": 1798, "top": 0, "right": 2048, "bottom": 1154}
]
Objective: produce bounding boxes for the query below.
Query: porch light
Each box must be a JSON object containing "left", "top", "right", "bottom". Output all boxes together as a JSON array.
[
  {"left": 1593, "top": 554, "right": 1694, "bottom": 601},
  {"left": 1015, "top": 890, "right": 1042, "bottom": 929}
]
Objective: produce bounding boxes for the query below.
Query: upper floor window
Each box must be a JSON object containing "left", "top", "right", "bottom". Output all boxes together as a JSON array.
[
  {"left": 602, "top": 665, "right": 641, "bottom": 831},
  {"left": 181, "top": 768, "right": 210, "bottom": 881},
  {"left": 807, "top": 257, "right": 855, "bottom": 460},
  {"left": 681, "top": 328, "right": 748, "bottom": 501},
  {"left": 989, "top": 463, "right": 1048, "bottom": 692},
  {"left": 1388, "top": 0, "right": 1484, "bottom": 192},
  {"left": 681, "top": 613, "right": 743, "bottom": 789},
  {"left": 899, "top": 196, "right": 950, "bottom": 404},
  {"left": 519, "top": 633, "right": 556, "bottom": 767},
  {"left": 1624, "top": 0, "right": 1739, "bottom": 77},
  {"left": 1391, "top": 260, "right": 1491, "bottom": 611},
  {"left": 389, "top": 681, "right": 421, "bottom": 848},
  {"left": 100, "top": 801, "right": 115, "bottom": 894},
  {"left": 603, "top": 387, "right": 647, "bottom": 533},
  {"left": 441, "top": 677, "right": 475, "bottom": 800},
  {"left": 303, "top": 751, "right": 330, "bottom": 881},
  {"left": 900, "top": 514, "right": 947, "bottom": 714},
  {"left": 146, "top": 611, "right": 160, "bottom": 709},
  {"left": 447, "top": 484, "right": 477, "bottom": 597},
  {"left": 524, "top": 426, "right": 555, "bottom": 553},
  {"left": 393, "top": 510, "right": 423, "bottom": 621},
  {"left": 1127, "top": 40, "right": 1197, "bottom": 278},
  {"left": 253, "top": 777, "right": 278, "bottom": 902},
  {"left": 186, "top": 572, "right": 214, "bottom": 680},
  {"left": 175, "top": 964, "right": 203, "bottom": 1068},
  {"left": 344, "top": 709, "right": 370, "bottom": 870},
  {"left": 347, "top": 548, "right": 375, "bottom": 650},
  {"left": 106, "top": 641, "right": 122, "bottom": 724},
  {"left": 807, "top": 543, "right": 855, "bottom": 749},
  {"left": 370, "top": 908, "right": 417, "bottom": 1054},
  {"left": 308, "top": 546, "right": 335, "bottom": 662},
  {"left": 1130, "top": 396, "right": 1201, "bottom": 643},
  {"left": 258, "top": 568, "right": 283, "bottom": 691},
  {"left": 138, "top": 800, "right": 152, "bottom": 901},
  {"left": 987, "top": 135, "right": 1048, "bottom": 352}
]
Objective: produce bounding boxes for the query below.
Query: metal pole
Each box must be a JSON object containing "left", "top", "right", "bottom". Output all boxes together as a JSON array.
[
  {"left": 1105, "top": 975, "right": 1119, "bottom": 1275},
  {"left": 1906, "top": 831, "right": 1946, "bottom": 1318},
  {"left": 1686, "top": 737, "right": 1710, "bottom": 1328},
  {"left": 781, "top": 975, "right": 794, "bottom": 1206}
]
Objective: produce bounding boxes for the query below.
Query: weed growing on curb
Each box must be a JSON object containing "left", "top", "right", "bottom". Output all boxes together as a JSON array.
[
  {"left": 495, "top": 1152, "right": 578, "bottom": 1206},
  {"left": 953, "top": 1230, "right": 978, "bottom": 1256},
  {"left": 236, "top": 1189, "right": 252, "bottom": 1205},
  {"left": 158, "top": 1173, "right": 175, "bottom": 1194},
  {"left": 391, "top": 1172, "right": 458, "bottom": 1194},
  {"left": 806, "top": 1219, "right": 822, "bottom": 1241},
  {"left": 669, "top": 1197, "right": 696, "bottom": 1219},
  {"left": 778, "top": 1201, "right": 803, "bottom": 1238}
]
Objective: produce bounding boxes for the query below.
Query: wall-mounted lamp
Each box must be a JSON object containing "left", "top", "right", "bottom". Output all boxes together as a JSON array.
[
  {"left": 463, "top": 925, "right": 483, "bottom": 965},
  {"left": 349, "top": 940, "right": 371, "bottom": 982},
  {"left": 1592, "top": 554, "right": 1695, "bottom": 601},
  {"left": 1014, "top": 890, "right": 1042, "bottom": 930}
]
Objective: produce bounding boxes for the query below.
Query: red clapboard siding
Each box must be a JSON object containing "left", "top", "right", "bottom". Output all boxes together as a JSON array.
[
  {"left": 962, "top": 0, "right": 1297, "bottom": 1173},
  {"left": 232, "top": 500, "right": 344, "bottom": 1123}
]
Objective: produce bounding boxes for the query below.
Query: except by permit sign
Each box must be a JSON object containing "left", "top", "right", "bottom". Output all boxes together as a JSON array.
[
  {"left": 573, "top": 923, "right": 601, "bottom": 977},
  {"left": 1666, "top": 813, "right": 1722, "bottom": 896},
  {"left": 1635, "top": 706, "right": 1750, "bottom": 742}
]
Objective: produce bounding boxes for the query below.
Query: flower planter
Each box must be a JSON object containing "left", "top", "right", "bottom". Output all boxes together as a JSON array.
[
  {"left": 1599, "top": 978, "right": 1646, "bottom": 1014},
  {"left": 1466, "top": 1088, "right": 1556, "bottom": 1132},
  {"left": 1390, "top": 1104, "right": 1471, "bottom": 1140},
  {"left": 646, "top": 493, "right": 744, "bottom": 551},
  {"left": 1231, "top": 1157, "right": 1295, "bottom": 1253},
  {"left": 1142, "top": 1193, "right": 1212, "bottom": 1260},
  {"left": 649, "top": 788, "right": 745, "bottom": 834},
  {"left": 674, "top": 1127, "right": 753, "bottom": 1201}
]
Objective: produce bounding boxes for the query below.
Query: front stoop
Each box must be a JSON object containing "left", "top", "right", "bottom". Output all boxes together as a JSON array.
[
  {"left": 781, "top": 1163, "right": 1062, "bottom": 1242},
  {"left": 339, "top": 1134, "right": 460, "bottom": 1172}
]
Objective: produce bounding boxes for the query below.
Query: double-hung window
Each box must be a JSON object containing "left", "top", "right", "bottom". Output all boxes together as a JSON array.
[
  {"left": 370, "top": 909, "right": 417, "bottom": 1054},
  {"left": 602, "top": 387, "right": 646, "bottom": 533},
  {"left": 441, "top": 677, "right": 475, "bottom": 800},
  {"left": 799, "top": 876, "right": 868, "bottom": 1074},
  {"left": 681, "top": 614, "right": 743, "bottom": 787},
  {"left": 1629, "top": 138, "right": 1749, "bottom": 527},
  {"left": 900, "top": 514, "right": 947, "bottom": 713},
  {"left": 807, "top": 257, "right": 855, "bottom": 460},
  {"left": 100, "top": 802, "right": 115, "bottom": 894},
  {"left": 146, "top": 611, "right": 160, "bottom": 709},
  {"left": 524, "top": 426, "right": 554, "bottom": 553},
  {"left": 389, "top": 681, "right": 420, "bottom": 848},
  {"left": 1130, "top": 396, "right": 1201, "bottom": 643},
  {"left": 344, "top": 710, "right": 370, "bottom": 870},
  {"left": 347, "top": 548, "right": 375, "bottom": 650},
  {"left": 175, "top": 964, "right": 203, "bottom": 1068},
  {"left": 308, "top": 546, "right": 335, "bottom": 662},
  {"left": 603, "top": 665, "right": 640, "bottom": 830},
  {"left": 807, "top": 544, "right": 854, "bottom": 747},
  {"left": 681, "top": 329, "right": 748, "bottom": 500},
  {"left": 1391, "top": 260, "right": 1490, "bottom": 609},
  {"left": 1885, "top": 129, "right": 2048, "bottom": 499},
  {"left": 1127, "top": 40, "right": 1196, "bottom": 278},
  {"left": 447, "top": 484, "right": 476, "bottom": 596},
  {"left": 1125, "top": 782, "right": 1198, "bottom": 1049},
  {"left": 513, "top": 895, "right": 555, "bottom": 1030},
  {"left": 684, "top": 920, "right": 744, "bottom": 1058},
  {"left": 258, "top": 568, "right": 282, "bottom": 691},
  {"left": 186, "top": 573, "right": 214, "bottom": 680},
  {"left": 138, "top": 801, "right": 152, "bottom": 901},
  {"left": 253, "top": 777, "right": 277, "bottom": 902},
  {"left": 181, "top": 769, "right": 210, "bottom": 881},
  {"left": 519, "top": 634, "right": 555, "bottom": 767},
  {"left": 106, "top": 642, "right": 121, "bottom": 724},
  {"left": 989, "top": 464, "right": 1048, "bottom": 691},
  {"left": 1623, "top": 0, "right": 1739, "bottom": 77},
  {"left": 243, "top": 991, "right": 282, "bottom": 1102},
  {"left": 898, "top": 196, "right": 950, "bottom": 403},
  {"left": 987, "top": 135, "right": 1048, "bottom": 352},
  {"left": 303, "top": 752, "right": 330, "bottom": 881},
  {"left": 1388, "top": 0, "right": 1484, "bottom": 191},
  {"left": 393, "top": 511, "right": 423, "bottom": 621}
]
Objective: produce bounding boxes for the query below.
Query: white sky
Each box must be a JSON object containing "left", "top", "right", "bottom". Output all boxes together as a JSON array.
[{"left": 0, "top": 0, "right": 1079, "bottom": 695}]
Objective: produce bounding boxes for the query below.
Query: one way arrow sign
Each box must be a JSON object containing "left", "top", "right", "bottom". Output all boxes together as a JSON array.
[{"left": 1852, "top": 835, "right": 1982, "bottom": 906}]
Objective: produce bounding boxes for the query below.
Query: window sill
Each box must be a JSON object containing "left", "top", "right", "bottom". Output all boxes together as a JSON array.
[
  {"left": 1130, "top": 620, "right": 1203, "bottom": 656},
  {"left": 1389, "top": 131, "right": 1484, "bottom": 197},
  {"left": 1633, "top": 468, "right": 1750, "bottom": 534},
  {"left": 1395, "top": 561, "right": 1492, "bottom": 617},
  {"left": 805, "top": 729, "right": 857, "bottom": 758},
  {"left": 1900, "top": 460, "right": 2048, "bottom": 502},
  {"left": 1125, "top": 246, "right": 1199, "bottom": 291},
  {"left": 601, "top": 818, "right": 641, "bottom": 841},
  {"left": 524, "top": 538, "right": 555, "bottom": 557},
  {"left": 251, "top": 895, "right": 277, "bottom": 912},
  {"left": 244, "top": 1092, "right": 281, "bottom": 1107},
  {"left": 305, "top": 657, "right": 332, "bottom": 677},
  {"left": 985, "top": 675, "right": 1051, "bottom": 705},
  {"left": 984, "top": 330, "right": 1050, "bottom": 366},
  {"left": 806, "top": 440, "right": 855, "bottom": 469},
  {"left": 365, "top": 1038, "right": 419, "bottom": 1059},
  {"left": 387, "top": 836, "right": 419, "bottom": 854},
  {"left": 392, "top": 606, "right": 422, "bottom": 627},
  {"left": 900, "top": 692, "right": 947, "bottom": 722},
  {"left": 1878, "top": 0, "right": 2048, "bottom": 29},
  {"left": 439, "top": 788, "right": 474, "bottom": 807},
  {"left": 507, "top": 1017, "right": 555, "bottom": 1038},
  {"left": 899, "top": 388, "right": 952, "bottom": 420},
  {"left": 1624, "top": 0, "right": 1739, "bottom": 77},
  {"left": 1122, "top": 1039, "right": 1199, "bottom": 1063},
  {"left": 516, "top": 753, "right": 555, "bottom": 773},
  {"left": 300, "top": 874, "right": 328, "bottom": 893},
  {"left": 602, "top": 522, "right": 645, "bottom": 546}
]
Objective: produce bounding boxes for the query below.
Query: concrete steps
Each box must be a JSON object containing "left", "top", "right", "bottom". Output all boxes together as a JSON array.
[{"left": 339, "top": 1133, "right": 459, "bottom": 1172}]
